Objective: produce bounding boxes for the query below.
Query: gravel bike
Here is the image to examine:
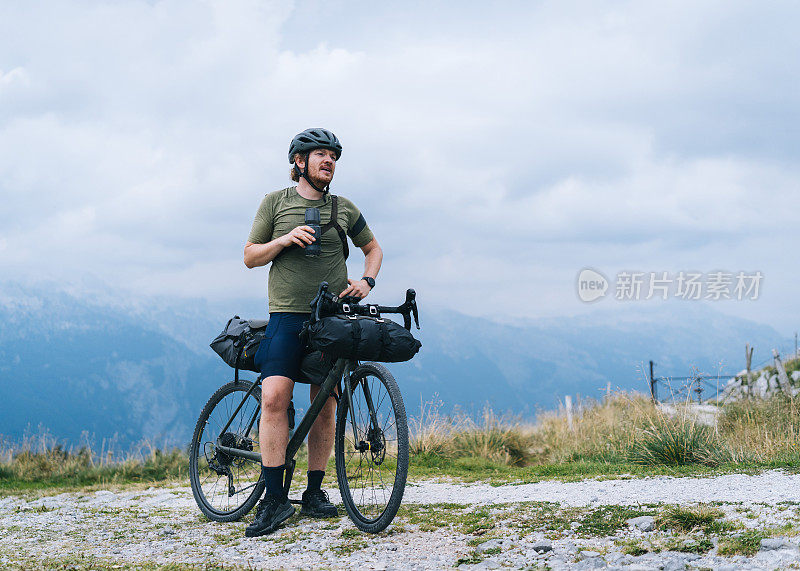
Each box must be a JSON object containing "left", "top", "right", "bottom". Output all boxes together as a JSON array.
[{"left": 188, "top": 282, "right": 420, "bottom": 533}]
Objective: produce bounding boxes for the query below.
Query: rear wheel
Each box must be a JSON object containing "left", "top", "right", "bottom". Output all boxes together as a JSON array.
[
  {"left": 189, "top": 380, "right": 264, "bottom": 522},
  {"left": 334, "top": 362, "right": 408, "bottom": 533}
]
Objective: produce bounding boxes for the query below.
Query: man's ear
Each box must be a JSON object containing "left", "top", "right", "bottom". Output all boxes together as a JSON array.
[{"left": 294, "top": 153, "right": 306, "bottom": 169}]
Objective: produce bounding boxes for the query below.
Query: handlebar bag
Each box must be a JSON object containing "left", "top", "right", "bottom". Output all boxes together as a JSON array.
[
  {"left": 305, "top": 315, "right": 422, "bottom": 362},
  {"left": 210, "top": 316, "right": 268, "bottom": 372}
]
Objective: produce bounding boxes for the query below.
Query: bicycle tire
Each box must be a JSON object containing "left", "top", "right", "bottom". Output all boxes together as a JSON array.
[
  {"left": 334, "top": 362, "right": 409, "bottom": 533},
  {"left": 189, "top": 380, "right": 265, "bottom": 522}
]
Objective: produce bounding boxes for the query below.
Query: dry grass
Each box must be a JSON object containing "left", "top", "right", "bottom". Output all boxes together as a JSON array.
[
  {"left": 719, "top": 394, "right": 800, "bottom": 463},
  {"left": 5, "top": 390, "right": 799, "bottom": 489},
  {"left": 409, "top": 398, "right": 536, "bottom": 466},
  {"left": 0, "top": 427, "right": 186, "bottom": 488},
  {"left": 410, "top": 391, "right": 800, "bottom": 468}
]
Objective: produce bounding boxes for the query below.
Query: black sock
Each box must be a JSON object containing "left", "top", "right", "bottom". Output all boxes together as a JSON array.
[
  {"left": 262, "top": 465, "right": 285, "bottom": 499},
  {"left": 306, "top": 470, "right": 324, "bottom": 492}
]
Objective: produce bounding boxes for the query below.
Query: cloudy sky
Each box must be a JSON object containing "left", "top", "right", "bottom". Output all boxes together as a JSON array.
[{"left": 1, "top": 1, "right": 798, "bottom": 333}]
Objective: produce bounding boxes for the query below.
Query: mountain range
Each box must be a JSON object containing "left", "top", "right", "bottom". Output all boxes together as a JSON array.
[{"left": 0, "top": 281, "right": 791, "bottom": 449}]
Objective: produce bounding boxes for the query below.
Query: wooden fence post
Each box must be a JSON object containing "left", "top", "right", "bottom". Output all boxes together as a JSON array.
[
  {"left": 649, "top": 360, "right": 657, "bottom": 403},
  {"left": 565, "top": 395, "right": 574, "bottom": 431},
  {"left": 745, "top": 344, "right": 754, "bottom": 398},
  {"left": 773, "top": 349, "right": 792, "bottom": 396}
]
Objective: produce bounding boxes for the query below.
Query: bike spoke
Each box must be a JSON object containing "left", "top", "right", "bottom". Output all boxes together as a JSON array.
[{"left": 191, "top": 385, "right": 263, "bottom": 517}]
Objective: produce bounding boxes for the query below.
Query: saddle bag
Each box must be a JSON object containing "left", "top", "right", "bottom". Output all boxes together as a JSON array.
[
  {"left": 304, "top": 315, "right": 421, "bottom": 363},
  {"left": 210, "top": 316, "right": 268, "bottom": 372}
]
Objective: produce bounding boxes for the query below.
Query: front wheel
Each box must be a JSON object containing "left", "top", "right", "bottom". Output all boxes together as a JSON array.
[{"left": 334, "top": 362, "right": 409, "bottom": 533}]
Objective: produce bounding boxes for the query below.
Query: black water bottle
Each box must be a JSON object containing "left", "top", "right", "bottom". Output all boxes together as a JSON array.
[{"left": 304, "top": 207, "right": 321, "bottom": 257}]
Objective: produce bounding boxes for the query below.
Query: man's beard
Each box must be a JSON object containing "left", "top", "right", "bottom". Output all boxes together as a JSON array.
[{"left": 309, "top": 169, "right": 333, "bottom": 188}]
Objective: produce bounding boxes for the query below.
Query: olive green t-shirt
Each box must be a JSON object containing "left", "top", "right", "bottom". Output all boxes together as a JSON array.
[{"left": 248, "top": 186, "right": 374, "bottom": 313}]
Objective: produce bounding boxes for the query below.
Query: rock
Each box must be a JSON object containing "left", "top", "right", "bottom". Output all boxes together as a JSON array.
[
  {"left": 562, "top": 541, "right": 577, "bottom": 553},
  {"left": 604, "top": 551, "right": 624, "bottom": 564},
  {"left": 477, "top": 539, "right": 503, "bottom": 553},
  {"left": 626, "top": 516, "right": 655, "bottom": 532},
  {"left": 576, "top": 550, "right": 602, "bottom": 561},
  {"left": 662, "top": 558, "right": 687, "bottom": 571},
  {"left": 531, "top": 540, "right": 552, "bottom": 554},
  {"left": 760, "top": 537, "right": 793, "bottom": 551},
  {"left": 160, "top": 526, "right": 176, "bottom": 536},
  {"left": 570, "top": 521, "right": 581, "bottom": 530},
  {"left": 574, "top": 556, "right": 606, "bottom": 569}
]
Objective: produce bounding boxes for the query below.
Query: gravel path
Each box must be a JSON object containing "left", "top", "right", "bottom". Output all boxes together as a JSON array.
[
  {"left": 1, "top": 471, "right": 800, "bottom": 569},
  {"left": 401, "top": 470, "right": 800, "bottom": 507}
]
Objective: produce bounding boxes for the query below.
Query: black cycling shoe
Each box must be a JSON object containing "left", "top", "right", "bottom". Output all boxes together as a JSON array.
[
  {"left": 300, "top": 488, "right": 339, "bottom": 518},
  {"left": 245, "top": 494, "right": 295, "bottom": 537}
]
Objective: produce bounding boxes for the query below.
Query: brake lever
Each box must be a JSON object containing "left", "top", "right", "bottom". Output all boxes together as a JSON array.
[
  {"left": 310, "top": 282, "right": 329, "bottom": 322},
  {"left": 402, "top": 289, "right": 419, "bottom": 330}
]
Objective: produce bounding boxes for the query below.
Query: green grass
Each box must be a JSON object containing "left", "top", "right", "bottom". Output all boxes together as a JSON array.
[
  {"left": 656, "top": 505, "right": 729, "bottom": 534},
  {"left": 663, "top": 537, "right": 715, "bottom": 554},
  {"left": 576, "top": 505, "right": 656, "bottom": 537},
  {"left": 718, "top": 530, "right": 768, "bottom": 556},
  {"left": 406, "top": 453, "right": 794, "bottom": 484},
  {"left": 628, "top": 419, "right": 730, "bottom": 467}
]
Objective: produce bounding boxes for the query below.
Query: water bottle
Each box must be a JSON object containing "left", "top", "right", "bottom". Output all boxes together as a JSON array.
[{"left": 304, "top": 207, "right": 321, "bottom": 257}]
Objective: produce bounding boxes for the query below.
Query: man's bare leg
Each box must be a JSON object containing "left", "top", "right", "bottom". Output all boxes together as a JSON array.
[
  {"left": 307, "top": 384, "right": 337, "bottom": 471},
  {"left": 259, "top": 375, "right": 294, "bottom": 484},
  {"left": 245, "top": 375, "right": 296, "bottom": 537},
  {"left": 302, "top": 383, "right": 339, "bottom": 516}
]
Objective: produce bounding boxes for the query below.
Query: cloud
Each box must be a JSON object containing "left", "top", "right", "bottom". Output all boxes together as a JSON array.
[{"left": 0, "top": 0, "right": 798, "bottom": 331}]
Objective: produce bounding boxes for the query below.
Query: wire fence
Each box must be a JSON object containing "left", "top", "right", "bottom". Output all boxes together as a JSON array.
[
  {"left": 647, "top": 345, "right": 800, "bottom": 404},
  {"left": 647, "top": 368, "right": 727, "bottom": 403}
]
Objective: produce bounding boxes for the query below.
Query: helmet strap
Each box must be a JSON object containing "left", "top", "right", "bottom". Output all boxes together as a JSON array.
[{"left": 297, "top": 152, "right": 330, "bottom": 200}]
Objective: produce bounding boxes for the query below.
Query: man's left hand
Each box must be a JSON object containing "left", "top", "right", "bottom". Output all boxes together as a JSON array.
[{"left": 339, "top": 278, "right": 371, "bottom": 299}]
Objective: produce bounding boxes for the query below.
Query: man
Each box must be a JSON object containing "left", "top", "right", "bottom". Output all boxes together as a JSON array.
[{"left": 242, "top": 128, "right": 382, "bottom": 537}]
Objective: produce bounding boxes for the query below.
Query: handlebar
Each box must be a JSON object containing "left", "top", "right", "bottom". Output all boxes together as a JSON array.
[{"left": 308, "top": 282, "right": 420, "bottom": 331}]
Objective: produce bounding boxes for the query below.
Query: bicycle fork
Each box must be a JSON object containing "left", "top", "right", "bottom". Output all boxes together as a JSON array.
[{"left": 345, "top": 364, "right": 382, "bottom": 455}]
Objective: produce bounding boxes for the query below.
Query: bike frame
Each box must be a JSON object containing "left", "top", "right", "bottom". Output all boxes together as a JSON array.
[{"left": 212, "top": 355, "right": 372, "bottom": 500}]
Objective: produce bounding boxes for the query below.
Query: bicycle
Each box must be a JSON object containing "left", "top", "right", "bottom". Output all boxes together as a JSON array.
[{"left": 188, "top": 281, "right": 420, "bottom": 533}]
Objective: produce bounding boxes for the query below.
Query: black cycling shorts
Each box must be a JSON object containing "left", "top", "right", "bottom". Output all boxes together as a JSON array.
[{"left": 254, "top": 312, "right": 311, "bottom": 382}]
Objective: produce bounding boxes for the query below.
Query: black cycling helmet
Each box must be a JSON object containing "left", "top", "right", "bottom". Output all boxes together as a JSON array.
[
  {"left": 288, "top": 128, "right": 342, "bottom": 163},
  {"left": 288, "top": 128, "right": 342, "bottom": 195}
]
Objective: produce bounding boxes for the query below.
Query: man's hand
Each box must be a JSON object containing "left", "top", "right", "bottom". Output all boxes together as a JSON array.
[
  {"left": 339, "top": 278, "right": 372, "bottom": 299},
  {"left": 280, "top": 225, "right": 316, "bottom": 248}
]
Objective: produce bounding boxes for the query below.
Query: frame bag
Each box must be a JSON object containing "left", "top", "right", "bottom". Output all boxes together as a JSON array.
[
  {"left": 299, "top": 350, "right": 336, "bottom": 386},
  {"left": 210, "top": 316, "right": 268, "bottom": 372},
  {"left": 305, "top": 315, "right": 421, "bottom": 363}
]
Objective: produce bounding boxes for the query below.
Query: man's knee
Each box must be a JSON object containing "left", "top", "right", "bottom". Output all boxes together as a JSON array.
[{"left": 261, "top": 377, "right": 293, "bottom": 416}]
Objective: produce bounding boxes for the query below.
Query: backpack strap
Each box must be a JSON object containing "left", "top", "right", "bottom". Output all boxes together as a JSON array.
[
  {"left": 320, "top": 195, "right": 349, "bottom": 260},
  {"left": 274, "top": 195, "right": 350, "bottom": 260}
]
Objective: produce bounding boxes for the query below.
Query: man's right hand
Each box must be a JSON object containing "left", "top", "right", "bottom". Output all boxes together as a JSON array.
[{"left": 280, "top": 225, "right": 317, "bottom": 249}]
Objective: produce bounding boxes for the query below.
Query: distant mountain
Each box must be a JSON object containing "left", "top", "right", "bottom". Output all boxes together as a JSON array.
[
  {"left": 0, "top": 282, "right": 791, "bottom": 448},
  {"left": 396, "top": 302, "right": 789, "bottom": 416},
  {"left": 0, "top": 283, "right": 231, "bottom": 449}
]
